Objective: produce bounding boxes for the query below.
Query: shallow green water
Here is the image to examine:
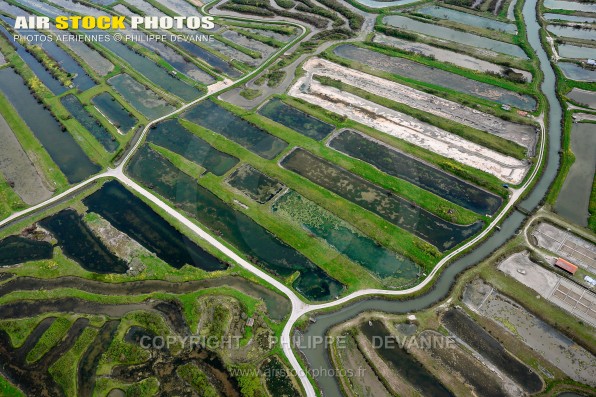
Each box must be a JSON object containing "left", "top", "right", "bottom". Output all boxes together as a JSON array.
[
  {"left": 281, "top": 148, "right": 484, "bottom": 251},
  {"left": 148, "top": 119, "right": 239, "bottom": 176},
  {"left": 127, "top": 145, "right": 343, "bottom": 301},
  {"left": 108, "top": 74, "right": 175, "bottom": 119},
  {"left": 183, "top": 100, "right": 288, "bottom": 160},
  {"left": 258, "top": 98, "right": 335, "bottom": 141},
  {"left": 92, "top": 93, "right": 137, "bottom": 133},
  {"left": 0, "top": 68, "right": 100, "bottom": 183},
  {"left": 227, "top": 165, "right": 284, "bottom": 204},
  {"left": 329, "top": 130, "right": 503, "bottom": 215},
  {"left": 61, "top": 95, "right": 119, "bottom": 153},
  {"left": 273, "top": 191, "right": 420, "bottom": 281}
]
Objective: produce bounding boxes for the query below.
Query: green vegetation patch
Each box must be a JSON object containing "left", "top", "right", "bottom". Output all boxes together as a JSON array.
[
  {"left": 26, "top": 317, "right": 74, "bottom": 363},
  {"left": 177, "top": 363, "right": 219, "bottom": 397}
]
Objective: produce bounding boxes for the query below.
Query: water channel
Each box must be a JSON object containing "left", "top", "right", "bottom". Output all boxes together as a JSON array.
[{"left": 298, "top": 0, "right": 564, "bottom": 393}]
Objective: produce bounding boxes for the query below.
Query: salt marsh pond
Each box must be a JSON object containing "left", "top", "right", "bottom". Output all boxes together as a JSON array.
[
  {"left": 281, "top": 148, "right": 483, "bottom": 251},
  {"left": 334, "top": 44, "right": 536, "bottom": 110}
]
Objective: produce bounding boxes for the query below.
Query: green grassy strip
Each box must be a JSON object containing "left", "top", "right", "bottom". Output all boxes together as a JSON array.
[
  {"left": 357, "top": 41, "right": 535, "bottom": 98},
  {"left": 221, "top": 20, "right": 297, "bottom": 35},
  {"left": 0, "top": 91, "right": 68, "bottom": 190},
  {"left": 0, "top": 317, "right": 45, "bottom": 348},
  {"left": 282, "top": 95, "right": 509, "bottom": 195},
  {"left": 96, "top": 311, "right": 169, "bottom": 375},
  {"left": 314, "top": 75, "right": 527, "bottom": 159},
  {"left": 46, "top": 95, "right": 112, "bottom": 168},
  {"left": 18, "top": 42, "right": 73, "bottom": 86},
  {"left": 180, "top": 118, "right": 441, "bottom": 275},
  {"left": 25, "top": 317, "right": 74, "bottom": 364},
  {"left": 589, "top": 173, "right": 596, "bottom": 233},
  {"left": 545, "top": 110, "right": 574, "bottom": 205},
  {"left": 150, "top": 143, "right": 207, "bottom": 178},
  {"left": 214, "top": 33, "right": 262, "bottom": 59},
  {"left": 239, "top": 87, "right": 262, "bottom": 99},
  {"left": 78, "top": 83, "right": 148, "bottom": 128},
  {"left": 178, "top": 363, "right": 219, "bottom": 397},
  {"left": 0, "top": 172, "right": 26, "bottom": 219},
  {"left": 231, "top": 27, "right": 285, "bottom": 48},
  {"left": 0, "top": 34, "right": 113, "bottom": 168},
  {"left": 212, "top": 98, "right": 484, "bottom": 223},
  {"left": 0, "top": 376, "right": 24, "bottom": 397},
  {"left": 375, "top": 26, "right": 533, "bottom": 71},
  {"left": 403, "top": 11, "right": 516, "bottom": 43},
  {"left": 322, "top": 44, "right": 535, "bottom": 121},
  {"left": 48, "top": 327, "right": 98, "bottom": 396},
  {"left": 93, "top": 377, "right": 160, "bottom": 397},
  {"left": 200, "top": 169, "right": 383, "bottom": 290}
]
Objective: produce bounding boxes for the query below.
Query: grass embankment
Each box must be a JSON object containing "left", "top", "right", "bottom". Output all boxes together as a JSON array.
[
  {"left": 0, "top": 376, "right": 24, "bottom": 397},
  {"left": 213, "top": 98, "right": 484, "bottom": 225},
  {"left": 0, "top": 173, "right": 26, "bottom": 219},
  {"left": 17, "top": 41, "right": 73, "bottom": 87},
  {"left": 313, "top": 75, "right": 528, "bottom": 159},
  {"left": 221, "top": 19, "right": 298, "bottom": 35},
  {"left": 48, "top": 327, "right": 98, "bottom": 396},
  {"left": 282, "top": 95, "right": 509, "bottom": 196},
  {"left": 231, "top": 28, "right": 285, "bottom": 48},
  {"left": 589, "top": 175, "right": 596, "bottom": 233},
  {"left": 0, "top": 48, "right": 69, "bottom": 195},
  {"left": 179, "top": 110, "right": 452, "bottom": 281},
  {"left": 403, "top": 10, "right": 516, "bottom": 43},
  {"left": 374, "top": 23, "right": 533, "bottom": 71},
  {"left": 0, "top": 33, "right": 115, "bottom": 169},
  {"left": 25, "top": 317, "right": 74, "bottom": 364},
  {"left": 324, "top": 42, "right": 538, "bottom": 116}
]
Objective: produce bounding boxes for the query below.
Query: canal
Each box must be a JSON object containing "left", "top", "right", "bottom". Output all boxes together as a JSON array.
[{"left": 297, "top": 0, "right": 564, "bottom": 394}]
